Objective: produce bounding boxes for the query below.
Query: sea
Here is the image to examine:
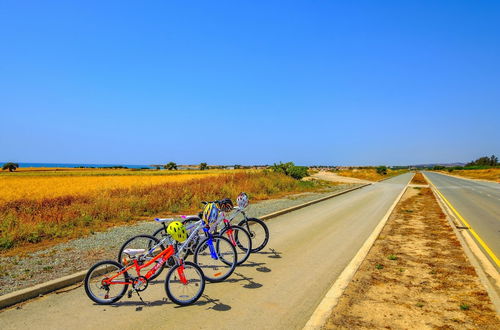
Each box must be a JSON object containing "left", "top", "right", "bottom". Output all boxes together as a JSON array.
[{"left": 1, "top": 162, "right": 154, "bottom": 169}]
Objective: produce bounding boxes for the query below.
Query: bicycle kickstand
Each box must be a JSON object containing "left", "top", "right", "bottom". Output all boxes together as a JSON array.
[{"left": 128, "top": 289, "right": 149, "bottom": 306}]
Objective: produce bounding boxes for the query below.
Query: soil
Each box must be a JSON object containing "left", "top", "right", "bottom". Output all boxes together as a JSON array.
[
  {"left": 411, "top": 172, "right": 428, "bottom": 185},
  {"left": 324, "top": 185, "right": 500, "bottom": 329},
  {"left": 311, "top": 171, "right": 372, "bottom": 184}
]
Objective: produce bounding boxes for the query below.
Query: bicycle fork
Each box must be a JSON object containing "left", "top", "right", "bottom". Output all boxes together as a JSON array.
[
  {"left": 203, "top": 227, "right": 219, "bottom": 260},
  {"left": 223, "top": 219, "right": 237, "bottom": 246}
]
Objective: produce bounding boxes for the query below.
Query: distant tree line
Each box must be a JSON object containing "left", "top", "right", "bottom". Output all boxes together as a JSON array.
[
  {"left": 431, "top": 155, "right": 499, "bottom": 172},
  {"left": 466, "top": 155, "right": 498, "bottom": 167}
]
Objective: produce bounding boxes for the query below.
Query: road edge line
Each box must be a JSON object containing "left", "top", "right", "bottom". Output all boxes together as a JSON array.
[
  {"left": 423, "top": 173, "right": 500, "bottom": 267},
  {"left": 423, "top": 172, "right": 500, "bottom": 313},
  {"left": 0, "top": 183, "right": 372, "bottom": 310},
  {"left": 302, "top": 174, "right": 412, "bottom": 329}
]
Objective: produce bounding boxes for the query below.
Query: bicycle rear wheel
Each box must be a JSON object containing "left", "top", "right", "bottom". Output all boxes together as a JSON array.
[
  {"left": 117, "top": 235, "right": 166, "bottom": 280},
  {"left": 165, "top": 261, "right": 205, "bottom": 306},
  {"left": 238, "top": 217, "right": 269, "bottom": 252},
  {"left": 84, "top": 260, "right": 129, "bottom": 305},
  {"left": 220, "top": 225, "right": 252, "bottom": 265},
  {"left": 193, "top": 235, "right": 236, "bottom": 282}
]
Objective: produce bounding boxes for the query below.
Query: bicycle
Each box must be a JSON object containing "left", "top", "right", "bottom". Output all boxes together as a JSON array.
[
  {"left": 152, "top": 200, "right": 252, "bottom": 265},
  {"left": 119, "top": 214, "right": 237, "bottom": 283},
  {"left": 84, "top": 244, "right": 205, "bottom": 306},
  {"left": 154, "top": 196, "right": 269, "bottom": 253}
]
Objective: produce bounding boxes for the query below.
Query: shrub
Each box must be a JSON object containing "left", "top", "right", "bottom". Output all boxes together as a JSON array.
[
  {"left": 376, "top": 166, "right": 387, "bottom": 175},
  {"left": 271, "top": 162, "right": 309, "bottom": 180}
]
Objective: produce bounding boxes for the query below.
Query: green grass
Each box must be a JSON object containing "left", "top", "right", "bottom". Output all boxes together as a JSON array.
[{"left": 460, "top": 303, "right": 470, "bottom": 310}]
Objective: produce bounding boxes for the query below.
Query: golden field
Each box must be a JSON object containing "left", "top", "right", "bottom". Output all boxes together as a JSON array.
[
  {"left": 0, "top": 170, "right": 225, "bottom": 203},
  {"left": 439, "top": 168, "right": 500, "bottom": 182},
  {"left": 0, "top": 169, "right": 331, "bottom": 252},
  {"left": 336, "top": 168, "right": 408, "bottom": 182}
]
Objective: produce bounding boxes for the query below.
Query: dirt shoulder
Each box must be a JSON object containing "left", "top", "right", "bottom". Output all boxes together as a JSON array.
[
  {"left": 324, "top": 184, "right": 500, "bottom": 328},
  {"left": 310, "top": 171, "right": 372, "bottom": 184}
]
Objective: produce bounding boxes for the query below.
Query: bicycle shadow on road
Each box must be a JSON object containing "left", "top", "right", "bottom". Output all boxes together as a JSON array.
[
  {"left": 254, "top": 247, "right": 282, "bottom": 259},
  {"left": 108, "top": 296, "right": 170, "bottom": 311},
  {"left": 238, "top": 260, "right": 272, "bottom": 273},
  {"left": 222, "top": 272, "right": 263, "bottom": 289},
  {"left": 179, "top": 294, "right": 231, "bottom": 311}
]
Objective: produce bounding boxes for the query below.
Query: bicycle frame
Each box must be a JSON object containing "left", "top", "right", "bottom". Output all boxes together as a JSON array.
[
  {"left": 154, "top": 219, "right": 221, "bottom": 261},
  {"left": 104, "top": 245, "right": 188, "bottom": 286}
]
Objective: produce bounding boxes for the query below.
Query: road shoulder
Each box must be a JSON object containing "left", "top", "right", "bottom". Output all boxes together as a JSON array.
[{"left": 322, "top": 180, "right": 500, "bottom": 328}]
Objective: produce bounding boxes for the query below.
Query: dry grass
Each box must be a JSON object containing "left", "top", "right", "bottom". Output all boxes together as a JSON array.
[
  {"left": 0, "top": 171, "right": 225, "bottom": 203},
  {"left": 411, "top": 172, "right": 427, "bottom": 185},
  {"left": 441, "top": 168, "right": 500, "bottom": 182},
  {"left": 336, "top": 168, "right": 407, "bottom": 182},
  {"left": 0, "top": 170, "right": 329, "bottom": 252},
  {"left": 324, "top": 187, "right": 500, "bottom": 329}
]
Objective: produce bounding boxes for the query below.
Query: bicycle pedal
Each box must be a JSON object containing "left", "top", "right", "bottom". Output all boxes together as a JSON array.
[{"left": 127, "top": 290, "right": 133, "bottom": 298}]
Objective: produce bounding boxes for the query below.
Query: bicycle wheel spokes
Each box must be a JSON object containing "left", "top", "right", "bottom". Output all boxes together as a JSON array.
[
  {"left": 223, "top": 225, "right": 252, "bottom": 265},
  {"left": 85, "top": 261, "right": 128, "bottom": 304},
  {"left": 118, "top": 235, "right": 164, "bottom": 280},
  {"left": 194, "top": 235, "right": 236, "bottom": 282},
  {"left": 165, "top": 261, "right": 205, "bottom": 306},
  {"left": 240, "top": 218, "right": 269, "bottom": 252}
]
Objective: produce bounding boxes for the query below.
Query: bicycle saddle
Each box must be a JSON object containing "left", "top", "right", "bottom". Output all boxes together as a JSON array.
[{"left": 123, "top": 248, "right": 146, "bottom": 256}]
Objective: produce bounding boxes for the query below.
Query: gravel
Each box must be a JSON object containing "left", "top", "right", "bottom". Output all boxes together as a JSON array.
[{"left": 0, "top": 184, "right": 360, "bottom": 296}]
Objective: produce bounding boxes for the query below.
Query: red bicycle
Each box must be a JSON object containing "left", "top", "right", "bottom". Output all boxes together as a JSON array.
[{"left": 84, "top": 244, "right": 205, "bottom": 306}]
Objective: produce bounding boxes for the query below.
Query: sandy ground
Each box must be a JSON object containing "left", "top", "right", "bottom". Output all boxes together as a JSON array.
[
  {"left": 311, "top": 171, "right": 372, "bottom": 184},
  {"left": 324, "top": 185, "right": 500, "bottom": 329}
]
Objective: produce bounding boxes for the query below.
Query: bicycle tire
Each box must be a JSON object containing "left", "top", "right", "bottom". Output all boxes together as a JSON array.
[
  {"left": 238, "top": 217, "right": 269, "bottom": 252},
  {"left": 193, "top": 235, "right": 236, "bottom": 282},
  {"left": 219, "top": 225, "right": 252, "bottom": 265},
  {"left": 117, "top": 234, "right": 165, "bottom": 280},
  {"left": 84, "top": 260, "right": 129, "bottom": 305},
  {"left": 152, "top": 227, "right": 166, "bottom": 240},
  {"left": 165, "top": 261, "right": 205, "bottom": 306}
]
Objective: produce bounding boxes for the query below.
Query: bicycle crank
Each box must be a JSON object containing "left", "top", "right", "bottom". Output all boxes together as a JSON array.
[{"left": 132, "top": 276, "right": 149, "bottom": 292}]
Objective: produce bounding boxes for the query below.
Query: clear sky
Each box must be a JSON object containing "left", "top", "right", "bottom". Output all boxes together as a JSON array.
[{"left": 1, "top": 1, "right": 499, "bottom": 166}]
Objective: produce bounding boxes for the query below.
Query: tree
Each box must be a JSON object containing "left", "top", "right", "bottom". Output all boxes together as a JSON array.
[
  {"left": 199, "top": 162, "right": 208, "bottom": 170},
  {"left": 271, "top": 161, "right": 309, "bottom": 179},
  {"left": 376, "top": 166, "right": 388, "bottom": 175},
  {"left": 466, "top": 155, "right": 499, "bottom": 167},
  {"left": 153, "top": 165, "right": 161, "bottom": 170},
  {"left": 2, "top": 162, "right": 19, "bottom": 172},
  {"left": 164, "top": 162, "right": 177, "bottom": 170},
  {"left": 234, "top": 164, "right": 241, "bottom": 169}
]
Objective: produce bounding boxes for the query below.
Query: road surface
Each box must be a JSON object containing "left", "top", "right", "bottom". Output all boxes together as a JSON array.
[
  {"left": 424, "top": 171, "right": 500, "bottom": 269},
  {"left": 1, "top": 173, "right": 412, "bottom": 330}
]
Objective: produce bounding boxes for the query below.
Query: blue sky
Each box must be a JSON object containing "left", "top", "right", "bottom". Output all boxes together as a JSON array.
[{"left": 1, "top": 1, "right": 499, "bottom": 166}]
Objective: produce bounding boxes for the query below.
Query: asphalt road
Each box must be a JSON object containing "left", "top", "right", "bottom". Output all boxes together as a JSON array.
[
  {"left": 424, "top": 171, "right": 500, "bottom": 268},
  {"left": 1, "top": 173, "right": 412, "bottom": 330}
]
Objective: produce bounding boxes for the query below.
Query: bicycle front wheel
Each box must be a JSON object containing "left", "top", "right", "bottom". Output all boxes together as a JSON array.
[
  {"left": 220, "top": 225, "right": 252, "bottom": 265},
  {"left": 165, "top": 261, "right": 205, "bottom": 306},
  {"left": 193, "top": 235, "right": 236, "bottom": 282},
  {"left": 238, "top": 217, "right": 269, "bottom": 252},
  {"left": 84, "top": 260, "right": 129, "bottom": 305}
]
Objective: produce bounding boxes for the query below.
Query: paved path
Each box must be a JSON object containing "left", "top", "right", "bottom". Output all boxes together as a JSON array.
[
  {"left": 424, "top": 171, "right": 500, "bottom": 269},
  {"left": 1, "top": 173, "right": 412, "bottom": 330}
]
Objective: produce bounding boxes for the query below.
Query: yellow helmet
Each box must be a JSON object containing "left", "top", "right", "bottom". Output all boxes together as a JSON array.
[
  {"left": 202, "top": 202, "right": 219, "bottom": 225},
  {"left": 167, "top": 221, "right": 188, "bottom": 242}
]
